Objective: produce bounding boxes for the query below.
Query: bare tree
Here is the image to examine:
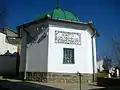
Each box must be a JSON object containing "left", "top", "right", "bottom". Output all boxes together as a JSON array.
[
  {"left": 112, "top": 35, "right": 120, "bottom": 67},
  {"left": 102, "top": 56, "right": 112, "bottom": 70},
  {"left": 0, "top": 1, "right": 7, "bottom": 29}
]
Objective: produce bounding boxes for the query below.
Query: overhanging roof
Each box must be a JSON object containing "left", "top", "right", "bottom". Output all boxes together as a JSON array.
[{"left": 17, "top": 18, "right": 100, "bottom": 37}]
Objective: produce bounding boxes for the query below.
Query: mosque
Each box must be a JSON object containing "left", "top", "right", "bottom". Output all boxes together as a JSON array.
[{"left": 17, "top": 6, "right": 99, "bottom": 82}]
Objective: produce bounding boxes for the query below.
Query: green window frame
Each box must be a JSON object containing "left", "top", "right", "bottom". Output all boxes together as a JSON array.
[{"left": 63, "top": 48, "right": 74, "bottom": 64}]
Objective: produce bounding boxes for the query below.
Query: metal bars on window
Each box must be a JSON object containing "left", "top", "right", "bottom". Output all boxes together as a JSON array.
[{"left": 63, "top": 48, "right": 74, "bottom": 64}]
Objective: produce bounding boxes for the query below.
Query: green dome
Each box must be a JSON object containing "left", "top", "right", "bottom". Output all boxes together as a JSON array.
[{"left": 35, "top": 8, "right": 80, "bottom": 22}]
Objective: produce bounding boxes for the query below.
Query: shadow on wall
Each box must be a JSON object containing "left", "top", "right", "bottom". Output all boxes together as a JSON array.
[
  {"left": 27, "top": 29, "right": 47, "bottom": 48},
  {"left": 0, "top": 80, "right": 63, "bottom": 90}
]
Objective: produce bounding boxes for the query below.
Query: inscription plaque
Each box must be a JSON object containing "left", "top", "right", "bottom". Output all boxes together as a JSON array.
[{"left": 55, "top": 31, "right": 81, "bottom": 45}]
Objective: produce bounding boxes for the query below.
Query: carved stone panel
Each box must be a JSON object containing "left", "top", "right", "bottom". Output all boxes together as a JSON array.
[{"left": 55, "top": 31, "right": 81, "bottom": 45}]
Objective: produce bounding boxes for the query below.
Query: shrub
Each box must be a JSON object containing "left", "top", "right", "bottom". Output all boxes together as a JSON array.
[{"left": 97, "top": 72, "right": 108, "bottom": 78}]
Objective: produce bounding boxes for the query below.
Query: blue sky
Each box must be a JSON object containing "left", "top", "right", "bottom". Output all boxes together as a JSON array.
[{"left": 1, "top": 0, "right": 120, "bottom": 62}]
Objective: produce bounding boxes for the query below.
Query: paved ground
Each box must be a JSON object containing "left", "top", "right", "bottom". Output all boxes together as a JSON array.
[{"left": 0, "top": 79, "right": 120, "bottom": 90}]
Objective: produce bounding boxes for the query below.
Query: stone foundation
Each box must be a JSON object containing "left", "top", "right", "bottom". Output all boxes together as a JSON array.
[
  {"left": 26, "top": 72, "right": 47, "bottom": 82},
  {"left": 25, "top": 72, "right": 93, "bottom": 83}
]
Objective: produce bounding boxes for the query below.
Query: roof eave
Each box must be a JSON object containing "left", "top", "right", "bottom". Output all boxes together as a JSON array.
[
  {"left": 17, "top": 18, "right": 100, "bottom": 38},
  {"left": 88, "top": 22, "right": 100, "bottom": 38},
  {"left": 17, "top": 17, "right": 88, "bottom": 29},
  {"left": 50, "top": 19, "right": 100, "bottom": 37}
]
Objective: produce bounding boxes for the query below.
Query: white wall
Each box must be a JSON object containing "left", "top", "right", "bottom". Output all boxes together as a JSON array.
[
  {"left": 19, "top": 29, "right": 27, "bottom": 72},
  {"left": 0, "top": 32, "right": 17, "bottom": 55},
  {"left": 19, "top": 21, "right": 97, "bottom": 74},
  {"left": 48, "top": 26, "right": 94, "bottom": 74},
  {"left": 26, "top": 34, "right": 48, "bottom": 72},
  {"left": 23, "top": 23, "right": 49, "bottom": 72}
]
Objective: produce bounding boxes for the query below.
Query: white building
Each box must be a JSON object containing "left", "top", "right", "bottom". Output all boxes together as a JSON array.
[
  {"left": 0, "top": 28, "right": 17, "bottom": 55},
  {"left": 0, "top": 28, "right": 19, "bottom": 75},
  {"left": 17, "top": 7, "right": 100, "bottom": 82}
]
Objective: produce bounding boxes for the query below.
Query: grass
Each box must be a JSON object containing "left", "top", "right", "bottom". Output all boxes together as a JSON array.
[{"left": 97, "top": 72, "right": 108, "bottom": 78}]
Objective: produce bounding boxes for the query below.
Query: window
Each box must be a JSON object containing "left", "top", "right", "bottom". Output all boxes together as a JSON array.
[{"left": 63, "top": 48, "right": 74, "bottom": 64}]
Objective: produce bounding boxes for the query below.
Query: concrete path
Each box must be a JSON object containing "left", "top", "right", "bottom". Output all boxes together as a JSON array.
[{"left": 0, "top": 79, "right": 120, "bottom": 90}]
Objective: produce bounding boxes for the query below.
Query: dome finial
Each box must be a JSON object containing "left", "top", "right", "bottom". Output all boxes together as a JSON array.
[{"left": 56, "top": 0, "right": 60, "bottom": 9}]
